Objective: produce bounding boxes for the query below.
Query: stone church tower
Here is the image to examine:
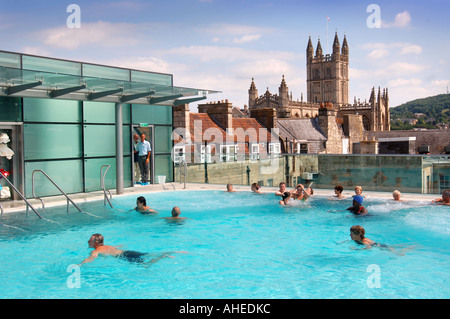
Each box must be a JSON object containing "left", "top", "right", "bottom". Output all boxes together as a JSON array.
[{"left": 306, "top": 33, "right": 349, "bottom": 106}]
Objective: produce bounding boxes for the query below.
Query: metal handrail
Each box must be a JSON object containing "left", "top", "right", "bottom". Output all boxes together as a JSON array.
[
  {"left": 178, "top": 160, "right": 187, "bottom": 189},
  {"left": 0, "top": 171, "right": 42, "bottom": 219},
  {"left": 100, "top": 165, "right": 113, "bottom": 208},
  {"left": 32, "top": 170, "right": 82, "bottom": 214}
]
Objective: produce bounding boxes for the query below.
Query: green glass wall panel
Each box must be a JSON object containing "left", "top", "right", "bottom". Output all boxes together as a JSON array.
[
  {"left": 83, "top": 101, "right": 130, "bottom": 124},
  {"left": 154, "top": 154, "right": 173, "bottom": 183},
  {"left": 82, "top": 64, "right": 130, "bottom": 81},
  {"left": 24, "top": 160, "right": 83, "bottom": 198},
  {"left": 0, "top": 96, "right": 22, "bottom": 122},
  {"left": 131, "top": 70, "right": 172, "bottom": 86},
  {"left": 0, "top": 52, "right": 21, "bottom": 68},
  {"left": 22, "top": 55, "right": 81, "bottom": 76},
  {"left": 84, "top": 157, "right": 132, "bottom": 192},
  {"left": 132, "top": 104, "right": 172, "bottom": 125},
  {"left": 23, "top": 98, "right": 82, "bottom": 123},
  {"left": 83, "top": 125, "right": 131, "bottom": 157},
  {"left": 24, "top": 124, "right": 82, "bottom": 160},
  {"left": 154, "top": 125, "right": 173, "bottom": 154}
]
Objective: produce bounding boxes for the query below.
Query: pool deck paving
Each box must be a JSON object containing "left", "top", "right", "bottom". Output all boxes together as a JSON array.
[{"left": 0, "top": 182, "right": 442, "bottom": 214}]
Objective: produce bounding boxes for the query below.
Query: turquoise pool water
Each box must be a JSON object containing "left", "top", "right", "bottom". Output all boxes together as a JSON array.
[{"left": 0, "top": 190, "right": 449, "bottom": 299}]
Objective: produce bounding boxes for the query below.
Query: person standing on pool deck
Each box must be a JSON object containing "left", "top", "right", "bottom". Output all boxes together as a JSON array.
[
  {"left": 80, "top": 234, "right": 186, "bottom": 265},
  {"left": 138, "top": 133, "right": 151, "bottom": 185}
]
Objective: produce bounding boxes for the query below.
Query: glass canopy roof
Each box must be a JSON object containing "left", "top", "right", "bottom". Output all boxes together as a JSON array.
[{"left": 0, "top": 51, "right": 220, "bottom": 105}]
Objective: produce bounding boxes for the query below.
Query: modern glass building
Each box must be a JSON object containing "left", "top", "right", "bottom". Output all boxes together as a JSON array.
[{"left": 0, "top": 50, "right": 219, "bottom": 200}]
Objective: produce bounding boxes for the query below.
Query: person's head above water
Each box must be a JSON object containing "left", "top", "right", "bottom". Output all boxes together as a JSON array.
[
  {"left": 137, "top": 196, "right": 147, "bottom": 206},
  {"left": 88, "top": 233, "right": 104, "bottom": 248},
  {"left": 350, "top": 225, "right": 365, "bottom": 240},
  {"left": 392, "top": 190, "right": 401, "bottom": 201},
  {"left": 353, "top": 195, "right": 364, "bottom": 206},
  {"left": 171, "top": 206, "right": 181, "bottom": 217}
]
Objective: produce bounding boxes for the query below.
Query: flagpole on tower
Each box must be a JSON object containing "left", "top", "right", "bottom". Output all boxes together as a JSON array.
[{"left": 326, "top": 16, "right": 330, "bottom": 55}]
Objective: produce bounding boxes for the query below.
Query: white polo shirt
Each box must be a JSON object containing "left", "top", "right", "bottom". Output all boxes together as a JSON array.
[{"left": 138, "top": 140, "right": 151, "bottom": 156}]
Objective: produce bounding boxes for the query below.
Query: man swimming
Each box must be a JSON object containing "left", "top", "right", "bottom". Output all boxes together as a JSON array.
[
  {"left": 163, "top": 206, "right": 187, "bottom": 221},
  {"left": 80, "top": 234, "right": 186, "bottom": 265}
]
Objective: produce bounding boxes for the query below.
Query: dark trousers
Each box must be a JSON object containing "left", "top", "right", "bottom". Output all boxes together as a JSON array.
[{"left": 138, "top": 155, "right": 150, "bottom": 183}]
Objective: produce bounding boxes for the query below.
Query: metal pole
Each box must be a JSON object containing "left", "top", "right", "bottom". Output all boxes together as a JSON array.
[{"left": 115, "top": 103, "right": 124, "bottom": 194}]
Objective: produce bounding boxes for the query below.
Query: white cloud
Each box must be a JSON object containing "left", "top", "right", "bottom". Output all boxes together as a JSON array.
[
  {"left": 388, "top": 78, "right": 422, "bottom": 88},
  {"left": 349, "top": 68, "right": 367, "bottom": 79},
  {"left": 382, "top": 11, "right": 411, "bottom": 28},
  {"left": 367, "top": 49, "right": 389, "bottom": 59},
  {"left": 232, "top": 34, "right": 262, "bottom": 44},
  {"left": 198, "top": 23, "right": 276, "bottom": 44},
  {"left": 101, "top": 56, "right": 185, "bottom": 75},
  {"left": 40, "top": 21, "right": 143, "bottom": 50},
  {"left": 399, "top": 45, "right": 422, "bottom": 55},
  {"left": 21, "top": 46, "right": 51, "bottom": 56},
  {"left": 201, "top": 23, "right": 275, "bottom": 36},
  {"left": 232, "top": 59, "right": 293, "bottom": 78},
  {"left": 163, "top": 45, "right": 298, "bottom": 63},
  {"left": 431, "top": 80, "right": 450, "bottom": 87},
  {"left": 375, "top": 62, "right": 426, "bottom": 77}
]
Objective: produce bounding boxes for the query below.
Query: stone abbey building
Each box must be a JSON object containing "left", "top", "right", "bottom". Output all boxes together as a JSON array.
[{"left": 247, "top": 33, "right": 391, "bottom": 133}]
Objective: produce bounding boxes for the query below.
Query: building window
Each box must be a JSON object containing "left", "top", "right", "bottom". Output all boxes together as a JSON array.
[
  {"left": 200, "top": 144, "right": 211, "bottom": 163},
  {"left": 220, "top": 144, "right": 237, "bottom": 162},
  {"left": 269, "top": 142, "right": 281, "bottom": 156},
  {"left": 173, "top": 146, "right": 185, "bottom": 163},
  {"left": 250, "top": 143, "right": 259, "bottom": 160}
]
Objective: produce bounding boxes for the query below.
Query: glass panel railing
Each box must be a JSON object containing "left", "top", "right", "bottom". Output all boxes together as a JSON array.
[
  {"left": 22, "top": 55, "right": 82, "bottom": 76},
  {"left": 178, "top": 153, "right": 450, "bottom": 194}
]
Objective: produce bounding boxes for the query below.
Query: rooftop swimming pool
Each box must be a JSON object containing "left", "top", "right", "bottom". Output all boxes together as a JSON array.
[{"left": 0, "top": 190, "right": 449, "bottom": 299}]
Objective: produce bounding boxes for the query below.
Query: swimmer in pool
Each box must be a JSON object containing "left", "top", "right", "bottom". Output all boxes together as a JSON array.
[
  {"left": 392, "top": 190, "right": 402, "bottom": 201},
  {"left": 226, "top": 184, "right": 236, "bottom": 192},
  {"left": 333, "top": 185, "right": 345, "bottom": 199},
  {"left": 163, "top": 206, "right": 186, "bottom": 221},
  {"left": 292, "top": 184, "right": 305, "bottom": 200},
  {"left": 251, "top": 183, "right": 263, "bottom": 193},
  {"left": 347, "top": 195, "right": 368, "bottom": 215},
  {"left": 131, "top": 196, "right": 158, "bottom": 214},
  {"left": 79, "top": 233, "right": 186, "bottom": 265},
  {"left": 349, "top": 226, "right": 414, "bottom": 255},
  {"left": 275, "top": 182, "right": 287, "bottom": 197},
  {"left": 279, "top": 190, "right": 293, "bottom": 205},
  {"left": 354, "top": 185, "right": 363, "bottom": 197},
  {"left": 349, "top": 225, "right": 377, "bottom": 248},
  {"left": 432, "top": 189, "right": 450, "bottom": 206}
]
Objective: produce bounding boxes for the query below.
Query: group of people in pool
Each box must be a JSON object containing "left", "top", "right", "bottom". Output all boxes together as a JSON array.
[
  {"left": 228, "top": 182, "right": 450, "bottom": 252},
  {"left": 80, "top": 197, "right": 187, "bottom": 265},
  {"left": 81, "top": 186, "right": 449, "bottom": 264}
]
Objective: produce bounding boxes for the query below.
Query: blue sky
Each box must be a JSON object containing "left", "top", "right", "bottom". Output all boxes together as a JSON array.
[{"left": 1, "top": 0, "right": 449, "bottom": 110}]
